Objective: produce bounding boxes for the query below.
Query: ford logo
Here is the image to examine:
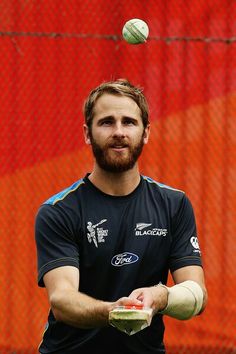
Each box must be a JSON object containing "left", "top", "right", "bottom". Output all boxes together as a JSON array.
[{"left": 111, "top": 252, "right": 139, "bottom": 267}]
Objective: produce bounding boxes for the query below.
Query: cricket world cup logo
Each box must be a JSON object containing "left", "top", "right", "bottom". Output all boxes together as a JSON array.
[{"left": 86, "top": 219, "right": 108, "bottom": 248}]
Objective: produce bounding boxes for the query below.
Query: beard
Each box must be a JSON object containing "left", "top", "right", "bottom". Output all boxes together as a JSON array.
[{"left": 89, "top": 133, "right": 145, "bottom": 173}]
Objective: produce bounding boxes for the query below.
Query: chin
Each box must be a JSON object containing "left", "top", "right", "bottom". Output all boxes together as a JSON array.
[{"left": 99, "top": 159, "right": 136, "bottom": 173}]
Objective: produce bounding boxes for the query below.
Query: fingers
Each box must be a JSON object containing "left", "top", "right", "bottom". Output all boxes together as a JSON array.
[
  {"left": 129, "top": 287, "right": 162, "bottom": 309},
  {"left": 128, "top": 289, "right": 144, "bottom": 302},
  {"left": 114, "top": 296, "right": 143, "bottom": 309},
  {"left": 128, "top": 288, "right": 152, "bottom": 308}
]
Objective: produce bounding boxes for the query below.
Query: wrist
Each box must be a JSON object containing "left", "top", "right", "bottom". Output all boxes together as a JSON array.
[{"left": 151, "top": 284, "right": 168, "bottom": 313}]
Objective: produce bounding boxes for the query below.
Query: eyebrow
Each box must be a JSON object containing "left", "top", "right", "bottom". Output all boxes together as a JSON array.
[
  {"left": 97, "top": 115, "right": 139, "bottom": 122},
  {"left": 97, "top": 115, "right": 114, "bottom": 121}
]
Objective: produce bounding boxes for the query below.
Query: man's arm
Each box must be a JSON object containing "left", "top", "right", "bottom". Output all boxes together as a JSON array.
[
  {"left": 172, "top": 265, "right": 208, "bottom": 312},
  {"left": 128, "top": 265, "right": 208, "bottom": 318},
  {"left": 43, "top": 265, "right": 143, "bottom": 328}
]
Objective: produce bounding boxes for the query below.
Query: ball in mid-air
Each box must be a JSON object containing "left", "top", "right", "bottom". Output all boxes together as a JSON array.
[{"left": 122, "top": 18, "right": 149, "bottom": 44}]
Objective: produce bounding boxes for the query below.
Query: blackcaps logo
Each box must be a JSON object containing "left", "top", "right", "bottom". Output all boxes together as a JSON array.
[{"left": 135, "top": 223, "right": 168, "bottom": 236}]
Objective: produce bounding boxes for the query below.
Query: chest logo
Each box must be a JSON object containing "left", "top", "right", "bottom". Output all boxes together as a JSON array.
[
  {"left": 86, "top": 219, "right": 108, "bottom": 248},
  {"left": 135, "top": 223, "right": 152, "bottom": 230},
  {"left": 135, "top": 223, "right": 168, "bottom": 237},
  {"left": 111, "top": 252, "right": 139, "bottom": 267}
]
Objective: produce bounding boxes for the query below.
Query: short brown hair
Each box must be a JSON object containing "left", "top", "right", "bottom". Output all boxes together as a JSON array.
[{"left": 83, "top": 79, "right": 149, "bottom": 129}]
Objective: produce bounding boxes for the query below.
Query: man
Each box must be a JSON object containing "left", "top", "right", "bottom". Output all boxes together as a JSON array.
[{"left": 35, "top": 79, "right": 207, "bottom": 354}]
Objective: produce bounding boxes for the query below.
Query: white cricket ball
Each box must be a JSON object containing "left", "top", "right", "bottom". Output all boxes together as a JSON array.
[{"left": 122, "top": 18, "right": 149, "bottom": 45}]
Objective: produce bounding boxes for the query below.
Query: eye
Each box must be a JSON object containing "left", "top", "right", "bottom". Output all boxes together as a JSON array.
[
  {"left": 99, "top": 119, "right": 113, "bottom": 126},
  {"left": 123, "top": 118, "right": 137, "bottom": 126}
]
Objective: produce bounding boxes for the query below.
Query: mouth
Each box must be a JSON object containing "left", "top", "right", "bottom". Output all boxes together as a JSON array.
[{"left": 109, "top": 144, "right": 128, "bottom": 151}]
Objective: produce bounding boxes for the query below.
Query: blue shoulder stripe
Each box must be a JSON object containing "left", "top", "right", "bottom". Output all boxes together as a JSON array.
[
  {"left": 142, "top": 175, "right": 184, "bottom": 193},
  {"left": 44, "top": 179, "right": 85, "bottom": 205}
]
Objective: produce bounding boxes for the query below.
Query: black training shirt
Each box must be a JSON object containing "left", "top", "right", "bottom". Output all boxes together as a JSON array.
[{"left": 35, "top": 174, "right": 202, "bottom": 354}]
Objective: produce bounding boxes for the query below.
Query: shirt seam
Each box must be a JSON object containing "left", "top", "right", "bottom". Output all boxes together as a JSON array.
[
  {"left": 170, "top": 256, "right": 201, "bottom": 263},
  {"left": 39, "top": 257, "right": 79, "bottom": 274}
]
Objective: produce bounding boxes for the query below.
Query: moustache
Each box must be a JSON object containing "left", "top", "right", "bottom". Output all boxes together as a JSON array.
[{"left": 106, "top": 138, "right": 129, "bottom": 148}]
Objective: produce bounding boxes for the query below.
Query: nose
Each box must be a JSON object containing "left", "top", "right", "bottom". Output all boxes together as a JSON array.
[{"left": 112, "top": 122, "right": 125, "bottom": 137}]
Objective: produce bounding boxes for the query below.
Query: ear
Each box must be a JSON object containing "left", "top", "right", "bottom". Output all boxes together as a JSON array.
[
  {"left": 83, "top": 124, "right": 91, "bottom": 145},
  {"left": 143, "top": 124, "right": 150, "bottom": 144}
]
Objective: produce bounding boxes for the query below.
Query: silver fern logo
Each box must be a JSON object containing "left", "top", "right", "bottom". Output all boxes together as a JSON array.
[{"left": 135, "top": 223, "right": 152, "bottom": 231}]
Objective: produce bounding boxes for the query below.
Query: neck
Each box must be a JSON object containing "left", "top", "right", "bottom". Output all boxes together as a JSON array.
[{"left": 88, "top": 164, "right": 141, "bottom": 196}]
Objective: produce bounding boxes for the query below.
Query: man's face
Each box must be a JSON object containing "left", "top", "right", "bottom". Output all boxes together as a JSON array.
[{"left": 84, "top": 94, "right": 150, "bottom": 173}]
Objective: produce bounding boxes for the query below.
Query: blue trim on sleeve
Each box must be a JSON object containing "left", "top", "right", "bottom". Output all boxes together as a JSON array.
[
  {"left": 142, "top": 175, "right": 185, "bottom": 193},
  {"left": 44, "top": 179, "right": 85, "bottom": 205}
]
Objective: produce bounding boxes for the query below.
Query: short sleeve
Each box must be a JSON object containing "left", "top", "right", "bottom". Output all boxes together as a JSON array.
[
  {"left": 169, "top": 194, "right": 202, "bottom": 272},
  {"left": 35, "top": 204, "right": 80, "bottom": 287}
]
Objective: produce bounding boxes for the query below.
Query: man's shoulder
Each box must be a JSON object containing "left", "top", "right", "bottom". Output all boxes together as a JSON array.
[
  {"left": 142, "top": 175, "right": 185, "bottom": 197},
  {"left": 43, "top": 177, "right": 86, "bottom": 206}
]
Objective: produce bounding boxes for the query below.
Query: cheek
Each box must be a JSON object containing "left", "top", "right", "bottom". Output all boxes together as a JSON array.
[
  {"left": 91, "top": 130, "right": 110, "bottom": 146},
  {"left": 134, "top": 130, "right": 146, "bottom": 143}
]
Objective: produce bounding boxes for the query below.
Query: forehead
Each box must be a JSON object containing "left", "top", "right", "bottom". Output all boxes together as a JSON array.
[{"left": 93, "top": 93, "right": 141, "bottom": 118}]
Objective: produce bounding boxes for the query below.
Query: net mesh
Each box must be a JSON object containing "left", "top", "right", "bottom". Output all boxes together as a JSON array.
[{"left": 0, "top": 1, "right": 235, "bottom": 353}]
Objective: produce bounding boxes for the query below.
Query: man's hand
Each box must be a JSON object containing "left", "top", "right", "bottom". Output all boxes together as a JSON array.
[{"left": 128, "top": 285, "right": 168, "bottom": 315}]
